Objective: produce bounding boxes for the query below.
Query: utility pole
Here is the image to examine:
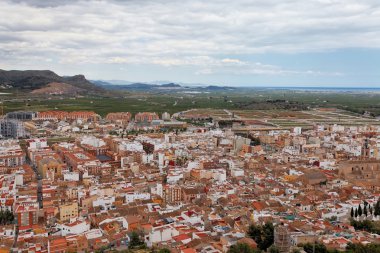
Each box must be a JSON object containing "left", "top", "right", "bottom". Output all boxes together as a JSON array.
[{"left": 0, "top": 101, "right": 3, "bottom": 118}]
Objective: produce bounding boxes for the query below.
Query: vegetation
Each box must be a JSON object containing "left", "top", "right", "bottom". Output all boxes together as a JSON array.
[
  {"left": 346, "top": 243, "right": 380, "bottom": 253},
  {"left": 0, "top": 209, "right": 14, "bottom": 225},
  {"left": 247, "top": 222, "right": 274, "bottom": 251},
  {"left": 350, "top": 219, "right": 380, "bottom": 235},
  {"left": 158, "top": 249, "right": 171, "bottom": 253},
  {"left": 227, "top": 243, "right": 261, "bottom": 253},
  {"left": 128, "top": 231, "right": 146, "bottom": 249},
  {"left": 358, "top": 205, "right": 362, "bottom": 216},
  {"left": 3, "top": 87, "right": 380, "bottom": 117},
  {"left": 375, "top": 198, "right": 380, "bottom": 217},
  {"left": 268, "top": 245, "right": 280, "bottom": 253},
  {"left": 301, "top": 242, "right": 330, "bottom": 253},
  {"left": 250, "top": 136, "right": 261, "bottom": 146}
]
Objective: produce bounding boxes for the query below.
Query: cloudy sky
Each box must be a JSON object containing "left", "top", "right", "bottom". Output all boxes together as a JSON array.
[{"left": 1, "top": 0, "right": 380, "bottom": 86}]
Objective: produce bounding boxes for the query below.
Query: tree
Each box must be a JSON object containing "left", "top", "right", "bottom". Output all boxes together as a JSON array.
[
  {"left": 346, "top": 242, "right": 380, "bottom": 253},
  {"left": 0, "top": 209, "right": 14, "bottom": 225},
  {"left": 247, "top": 222, "right": 274, "bottom": 251},
  {"left": 159, "top": 249, "right": 171, "bottom": 253},
  {"left": 268, "top": 245, "right": 280, "bottom": 253},
  {"left": 302, "top": 242, "right": 328, "bottom": 253},
  {"left": 227, "top": 243, "right": 260, "bottom": 253},
  {"left": 250, "top": 137, "right": 261, "bottom": 146},
  {"left": 358, "top": 204, "right": 363, "bottom": 216},
  {"left": 354, "top": 208, "right": 358, "bottom": 218},
  {"left": 129, "top": 231, "right": 144, "bottom": 249},
  {"left": 95, "top": 246, "right": 108, "bottom": 253},
  {"left": 364, "top": 205, "right": 368, "bottom": 217},
  {"left": 350, "top": 219, "right": 380, "bottom": 235},
  {"left": 247, "top": 223, "right": 262, "bottom": 247},
  {"left": 350, "top": 207, "right": 354, "bottom": 218},
  {"left": 369, "top": 205, "right": 373, "bottom": 215},
  {"left": 374, "top": 198, "right": 380, "bottom": 217},
  {"left": 262, "top": 222, "right": 274, "bottom": 250}
]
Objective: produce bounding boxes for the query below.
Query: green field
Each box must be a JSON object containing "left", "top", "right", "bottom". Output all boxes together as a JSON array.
[
  {"left": 1, "top": 88, "right": 380, "bottom": 117},
  {"left": 1, "top": 94, "right": 239, "bottom": 116}
]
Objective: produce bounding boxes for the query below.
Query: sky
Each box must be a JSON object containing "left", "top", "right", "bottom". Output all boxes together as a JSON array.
[{"left": 0, "top": 0, "right": 380, "bottom": 87}]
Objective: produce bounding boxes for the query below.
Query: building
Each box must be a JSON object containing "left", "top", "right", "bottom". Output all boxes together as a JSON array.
[
  {"left": 26, "top": 138, "right": 55, "bottom": 164},
  {"left": 6, "top": 111, "right": 37, "bottom": 121},
  {"left": 64, "top": 151, "right": 97, "bottom": 170},
  {"left": 79, "top": 136, "right": 109, "bottom": 156},
  {"left": 59, "top": 202, "right": 79, "bottom": 222},
  {"left": 274, "top": 225, "right": 291, "bottom": 253},
  {"left": 134, "top": 112, "right": 159, "bottom": 123},
  {"left": 182, "top": 187, "right": 205, "bottom": 202},
  {"left": 233, "top": 136, "right": 251, "bottom": 154},
  {"left": 14, "top": 197, "right": 39, "bottom": 231},
  {"left": 105, "top": 112, "right": 131, "bottom": 124},
  {"left": 0, "top": 119, "right": 28, "bottom": 138},
  {"left": 162, "top": 112, "right": 171, "bottom": 121},
  {"left": 37, "top": 111, "right": 99, "bottom": 122},
  {"left": 15, "top": 205, "right": 39, "bottom": 230},
  {"left": 163, "top": 185, "right": 182, "bottom": 204},
  {"left": 0, "top": 139, "right": 25, "bottom": 167},
  {"left": 36, "top": 155, "right": 65, "bottom": 179}
]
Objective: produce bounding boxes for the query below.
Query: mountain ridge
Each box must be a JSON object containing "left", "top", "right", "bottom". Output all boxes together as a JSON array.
[
  {"left": 92, "top": 80, "right": 235, "bottom": 91},
  {"left": 0, "top": 69, "right": 104, "bottom": 94}
]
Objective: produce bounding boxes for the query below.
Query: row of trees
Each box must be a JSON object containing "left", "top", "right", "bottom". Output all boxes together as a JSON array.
[
  {"left": 350, "top": 204, "right": 372, "bottom": 218},
  {"left": 350, "top": 198, "right": 380, "bottom": 218}
]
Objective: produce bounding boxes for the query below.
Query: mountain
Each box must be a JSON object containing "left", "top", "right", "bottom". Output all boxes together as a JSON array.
[
  {"left": 91, "top": 80, "right": 114, "bottom": 86},
  {"left": 0, "top": 69, "right": 104, "bottom": 94},
  {"left": 93, "top": 79, "right": 235, "bottom": 91},
  {"left": 92, "top": 81, "right": 183, "bottom": 91},
  {"left": 126, "top": 83, "right": 157, "bottom": 90},
  {"left": 202, "top": 85, "right": 236, "bottom": 91},
  {"left": 159, "top": 83, "right": 181, "bottom": 88}
]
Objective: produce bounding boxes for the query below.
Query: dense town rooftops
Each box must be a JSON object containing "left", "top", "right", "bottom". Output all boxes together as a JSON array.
[{"left": 1, "top": 109, "right": 380, "bottom": 252}]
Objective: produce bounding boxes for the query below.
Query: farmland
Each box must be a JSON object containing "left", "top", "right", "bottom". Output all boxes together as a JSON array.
[{"left": 1, "top": 88, "right": 380, "bottom": 118}]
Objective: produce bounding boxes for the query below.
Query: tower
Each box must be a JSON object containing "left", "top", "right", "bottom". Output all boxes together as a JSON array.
[
  {"left": 361, "top": 138, "right": 370, "bottom": 159},
  {"left": 274, "top": 225, "right": 291, "bottom": 253}
]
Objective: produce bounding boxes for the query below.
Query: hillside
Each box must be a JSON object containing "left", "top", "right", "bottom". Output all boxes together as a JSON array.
[
  {"left": 30, "top": 82, "right": 84, "bottom": 95},
  {"left": 0, "top": 69, "right": 104, "bottom": 94}
]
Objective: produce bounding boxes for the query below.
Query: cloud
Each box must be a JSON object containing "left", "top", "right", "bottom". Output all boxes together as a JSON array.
[
  {"left": 196, "top": 58, "right": 344, "bottom": 76},
  {"left": 0, "top": 0, "right": 379, "bottom": 79}
]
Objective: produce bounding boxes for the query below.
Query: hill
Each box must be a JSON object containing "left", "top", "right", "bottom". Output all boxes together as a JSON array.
[
  {"left": 0, "top": 69, "right": 104, "bottom": 94},
  {"left": 30, "top": 82, "right": 84, "bottom": 95}
]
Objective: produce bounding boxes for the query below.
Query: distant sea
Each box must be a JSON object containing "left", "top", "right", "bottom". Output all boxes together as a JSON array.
[{"left": 260, "top": 87, "right": 380, "bottom": 92}]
